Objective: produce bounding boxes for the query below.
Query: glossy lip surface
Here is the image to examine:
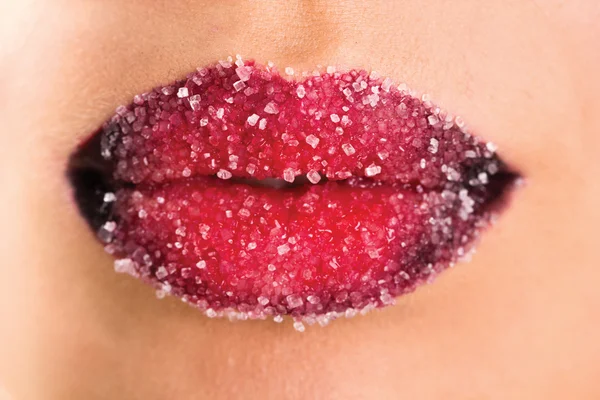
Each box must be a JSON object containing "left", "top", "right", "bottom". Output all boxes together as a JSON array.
[{"left": 69, "top": 57, "right": 517, "bottom": 330}]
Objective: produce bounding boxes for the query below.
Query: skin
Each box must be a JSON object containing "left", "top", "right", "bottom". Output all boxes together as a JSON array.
[{"left": 1, "top": 0, "right": 600, "bottom": 398}]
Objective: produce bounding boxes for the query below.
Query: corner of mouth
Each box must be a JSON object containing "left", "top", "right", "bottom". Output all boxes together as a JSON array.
[{"left": 67, "top": 56, "right": 520, "bottom": 330}]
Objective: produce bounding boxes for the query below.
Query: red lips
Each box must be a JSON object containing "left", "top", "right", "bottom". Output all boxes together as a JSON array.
[{"left": 70, "top": 57, "right": 516, "bottom": 329}]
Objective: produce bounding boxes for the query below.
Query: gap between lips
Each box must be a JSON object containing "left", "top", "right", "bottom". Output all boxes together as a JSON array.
[{"left": 68, "top": 56, "right": 517, "bottom": 331}]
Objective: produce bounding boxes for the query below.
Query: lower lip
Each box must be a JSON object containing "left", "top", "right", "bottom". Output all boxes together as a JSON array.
[{"left": 71, "top": 57, "right": 516, "bottom": 329}]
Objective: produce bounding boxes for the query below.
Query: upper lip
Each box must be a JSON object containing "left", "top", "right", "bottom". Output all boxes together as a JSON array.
[{"left": 69, "top": 57, "right": 517, "bottom": 329}]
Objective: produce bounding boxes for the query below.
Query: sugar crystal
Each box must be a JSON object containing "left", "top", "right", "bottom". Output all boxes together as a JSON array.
[
  {"left": 188, "top": 94, "right": 201, "bottom": 111},
  {"left": 233, "top": 80, "right": 246, "bottom": 92},
  {"left": 364, "top": 164, "right": 382, "bottom": 177},
  {"left": 293, "top": 321, "right": 306, "bottom": 332},
  {"left": 114, "top": 258, "right": 136, "bottom": 274},
  {"left": 283, "top": 168, "right": 296, "bottom": 183},
  {"left": 156, "top": 266, "right": 169, "bottom": 279},
  {"left": 264, "top": 102, "right": 279, "bottom": 114},
  {"left": 428, "top": 138, "right": 439, "bottom": 154},
  {"left": 286, "top": 294, "right": 303, "bottom": 308},
  {"left": 235, "top": 66, "right": 252, "bottom": 81},
  {"left": 255, "top": 118, "right": 266, "bottom": 130},
  {"left": 342, "top": 143, "right": 356, "bottom": 156},
  {"left": 103, "top": 192, "right": 116, "bottom": 202},
  {"left": 217, "top": 169, "right": 232, "bottom": 180},
  {"left": 305, "top": 134, "right": 320, "bottom": 148},
  {"left": 277, "top": 243, "right": 291, "bottom": 255},
  {"left": 307, "top": 170, "right": 321, "bottom": 184},
  {"left": 177, "top": 87, "right": 189, "bottom": 98}
]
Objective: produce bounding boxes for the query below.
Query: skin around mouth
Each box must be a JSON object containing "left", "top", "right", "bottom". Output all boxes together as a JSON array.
[{"left": 68, "top": 57, "right": 517, "bottom": 330}]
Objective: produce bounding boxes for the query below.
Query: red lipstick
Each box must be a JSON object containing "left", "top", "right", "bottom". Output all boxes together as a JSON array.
[{"left": 69, "top": 57, "right": 517, "bottom": 330}]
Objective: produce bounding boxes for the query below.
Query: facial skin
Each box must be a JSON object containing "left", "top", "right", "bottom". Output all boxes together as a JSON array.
[{"left": 1, "top": 0, "right": 600, "bottom": 398}]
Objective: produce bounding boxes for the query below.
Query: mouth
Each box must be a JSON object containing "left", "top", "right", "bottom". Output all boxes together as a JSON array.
[{"left": 68, "top": 56, "right": 518, "bottom": 329}]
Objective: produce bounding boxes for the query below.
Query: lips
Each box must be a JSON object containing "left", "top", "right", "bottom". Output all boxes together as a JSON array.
[{"left": 68, "top": 57, "right": 517, "bottom": 329}]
